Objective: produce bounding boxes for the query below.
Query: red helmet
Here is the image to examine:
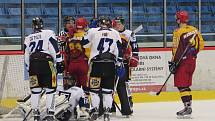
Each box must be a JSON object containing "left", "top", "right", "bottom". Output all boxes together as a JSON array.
[
  {"left": 176, "top": 11, "right": 189, "bottom": 23},
  {"left": 76, "top": 17, "right": 88, "bottom": 29},
  {"left": 112, "top": 19, "right": 117, "bottom": 28}
]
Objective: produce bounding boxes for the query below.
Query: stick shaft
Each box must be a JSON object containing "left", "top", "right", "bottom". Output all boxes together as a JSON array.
[{"left": 157, "top": 44, "right": 191, "bottom": 95}]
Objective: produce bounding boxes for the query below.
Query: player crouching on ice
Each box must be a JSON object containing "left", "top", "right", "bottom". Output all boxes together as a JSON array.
[
  {"left": 81, "top": 16, "right": 125, "bottom": 121},
  {"left": 169, "top": 11, "right": 204, "bottom": 118},
  {"left": 55, "top": 73, "right": 90, "bottom": 121}
]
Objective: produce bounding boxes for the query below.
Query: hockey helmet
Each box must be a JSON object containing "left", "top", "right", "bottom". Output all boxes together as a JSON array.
[
  {"left": 176, "top": 11, "right": 189, "bottom": 23},
  {"left": 114, "top": 16, "right": 125, "bottom": 25},
  {"left": 75, "top": 17, "right": 88, "bottom": 29},
  {"left": 98, "top": 16, "right": 112, "bottom": 28},
  {"left": 63, "top": 16, "right": 75, "bottom": 25},
  {"left": 89, "top": 18, "right": 98, "bottom": 28},
  {"left": 112, "top": 19, "right": 117, "bottom": 28},
  {"left": 32, "top": 17, "right": 43, "bottom": 30}
]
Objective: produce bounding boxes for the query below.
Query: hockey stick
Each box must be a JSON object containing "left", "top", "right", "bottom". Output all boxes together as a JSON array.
[
  {"left": 149, "top": 44, "right": 190, "bottom": 96},
  {"left": 133, "top": 24, "right": 143, "bottom": 34},
  {"left": 149, "top": 33, "right": 197, "bottom": 96},
  {"left": 126, "top": 24, "right": 143, "bottom": 49},
  {"left": 112, "top": 76, "right": 122, "bottom": 114}
]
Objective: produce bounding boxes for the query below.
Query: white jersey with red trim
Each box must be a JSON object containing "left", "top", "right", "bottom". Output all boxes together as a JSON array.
[{"left": 119, "top": 29, "right": 139, "bottom": 57}]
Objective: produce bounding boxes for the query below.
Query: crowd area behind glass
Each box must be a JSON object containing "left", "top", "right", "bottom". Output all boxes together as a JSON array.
[{"left": 0, "top": 0, "right": 214, "bottom": 50}]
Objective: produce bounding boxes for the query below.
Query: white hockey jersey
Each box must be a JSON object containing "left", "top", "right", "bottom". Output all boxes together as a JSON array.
[
  {"left": 24, "top": 29, "right": 62, "bottom": 70},
  {"left": 81, "top": 27, "right": 123, "bottom": 62},
  {"left": 119, "top": 29, "right": 139, "bottom": 57}
]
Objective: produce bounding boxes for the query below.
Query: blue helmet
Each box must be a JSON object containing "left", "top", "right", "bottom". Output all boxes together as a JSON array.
[{"left": 89, "top": 18, "right": 98, "bottom": 28}]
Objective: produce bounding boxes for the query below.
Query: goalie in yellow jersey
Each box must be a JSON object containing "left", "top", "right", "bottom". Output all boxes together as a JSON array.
[{"left": 169, "top": 11, "right": 204, "bottom": 118}]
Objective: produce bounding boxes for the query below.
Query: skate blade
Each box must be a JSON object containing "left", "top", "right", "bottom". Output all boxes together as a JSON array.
[
  {"left": 77, "top": 117, "right": 89, "bottom": 121},
  {"left": 177, "top": 114, "right": 192, "bottom": 119}
]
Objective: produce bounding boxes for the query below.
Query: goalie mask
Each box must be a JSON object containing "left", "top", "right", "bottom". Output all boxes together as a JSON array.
[
  {"left": 63, "top": 74, "right": 76, "bottom": 90},
  {"left": 32, "top": 17, "right": 43, "bottom": 31},
  {"left": 98, "top": 16, "right": 112, "bottom": 28}
]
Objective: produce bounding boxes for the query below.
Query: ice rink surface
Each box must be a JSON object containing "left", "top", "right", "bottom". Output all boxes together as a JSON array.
[{"left": 1, "top": 100, "right": 215, "bottom": 121}]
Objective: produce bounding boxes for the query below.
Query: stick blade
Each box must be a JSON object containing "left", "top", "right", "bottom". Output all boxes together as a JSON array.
[
  {"left": 133, "top": 24, "right": 143, "bottom": 33},
  {"left": 148, "top": 91, "right": 158, "bottom": 96}
]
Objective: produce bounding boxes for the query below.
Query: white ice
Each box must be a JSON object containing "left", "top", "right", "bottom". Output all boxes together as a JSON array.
[{"left": 1, "top": 100, "right": 215, "bottom": 121}]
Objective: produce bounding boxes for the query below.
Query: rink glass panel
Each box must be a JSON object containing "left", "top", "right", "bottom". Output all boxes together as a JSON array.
[
  {"left": 132, "top": 0, "right": 164, "bottom": 47},
  {"left": 0, "top": 0, "right": 21, "bottom": 50},
  {"left": 97, "top": 0, "right": 129, "bottom": 29},
  {"left": 0, "top": 0, "right": 215, "bottom": 50},
  {"left": 24, "top": 0, "right": 58, "bottom": 36},
  {"left": 61, "top": 0, "right": 94, "bottom": 26},
  {"left": 166, "top": 0, "right": 199, "bottom": 47}
]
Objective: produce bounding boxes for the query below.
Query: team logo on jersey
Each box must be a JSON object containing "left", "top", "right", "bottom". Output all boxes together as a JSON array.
[
  {"left": 89, "top": 77, "right": 101, "bottom": 89},
  {"left": 68, "top": 40, "right": 83, "bottom": 59},
  {"left": 29, "top": 75, "right": 39, "bottom": 88}
]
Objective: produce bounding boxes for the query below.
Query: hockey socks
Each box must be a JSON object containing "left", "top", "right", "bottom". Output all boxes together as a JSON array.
[{"left": 177, "top": 87, "right": 192, "bottom": 117}]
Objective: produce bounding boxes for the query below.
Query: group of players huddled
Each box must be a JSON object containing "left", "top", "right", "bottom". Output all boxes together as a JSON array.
[
  {"left": 24, "top": 15, "right": 139, "bottom": 121},
  {"left": 24, "top": 10, "right": 204, "bottom": 121}
]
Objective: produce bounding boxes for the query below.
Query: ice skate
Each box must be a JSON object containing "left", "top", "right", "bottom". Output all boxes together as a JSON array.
[
  {"left": 177, "top": 102, "right": 192, "bottom": 119},
  {"left": 33, "top": 109, "right": 40, "bottom": 121},
  {"left": 103, "top": 108, "right": 110, "bottom": 121},
  {"left": 43, "top": 111, "right": 58, "bottom": 121},
  {"left": 77, "top": 107, "right": 90, "bottom": 121},
  {"left": 89, "top": 108, "right": 99, "bottom": 121},
  {"left": 57, "top": 109, "right": 72, "bottom": 121}
]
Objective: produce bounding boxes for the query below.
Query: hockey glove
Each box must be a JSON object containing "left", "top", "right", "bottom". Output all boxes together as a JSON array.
[
  {"left": 168, "top": 61, "right": 176, "bottom": 74},
  {"left": 116, "top": 62, "right": 126, "bottom": 79},
  {"left": 129, "top": 56, "right": 139, "bottom": 67},
  {"left": 56, "top": 61, "right": 65, "bottom": 73},
  {"left": 123, "top": 48, "right": 132, "bottom": 60}
]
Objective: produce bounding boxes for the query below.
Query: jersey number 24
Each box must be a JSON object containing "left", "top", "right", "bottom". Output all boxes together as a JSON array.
[{"left": 29, "top": 40, "right": 43, "bottom": 52}]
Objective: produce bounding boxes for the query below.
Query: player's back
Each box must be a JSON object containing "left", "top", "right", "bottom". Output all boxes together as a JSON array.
[
  {"left": 25, "top": 29, "right": 57, "bottom": 60},
  {"left": 88, "top": 27, "right": 120, "bottom": 60}
]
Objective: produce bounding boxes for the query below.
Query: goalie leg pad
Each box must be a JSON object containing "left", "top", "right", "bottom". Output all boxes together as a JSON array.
[
  {"left": 117, "top": 80, "right": 133, "bottom": 115},
  {"left": 90, "top": 92, "right": 100, "bottom": 109}
]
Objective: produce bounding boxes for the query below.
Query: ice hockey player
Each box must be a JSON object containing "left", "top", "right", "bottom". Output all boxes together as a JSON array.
[
  {"left": 111, "top": 16, "right": 139, "bottom": 117},
  {"left": 81, "top": 16, "right": 125, "bottom": 121},
  {"left": 57, "top": 17, "right": 90, "bottom": 120},
  {"left": 58, "top": 16, "right": 75, "bottom": 43},
  {"left": 55, "top": 73, "right": 90, "bottom": 121},
  {"left": 169, "top": 11, "right": 204, "bottom": 118},
  {"left": 24, "top": 17, "right": 64, "bottom": 121}
]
